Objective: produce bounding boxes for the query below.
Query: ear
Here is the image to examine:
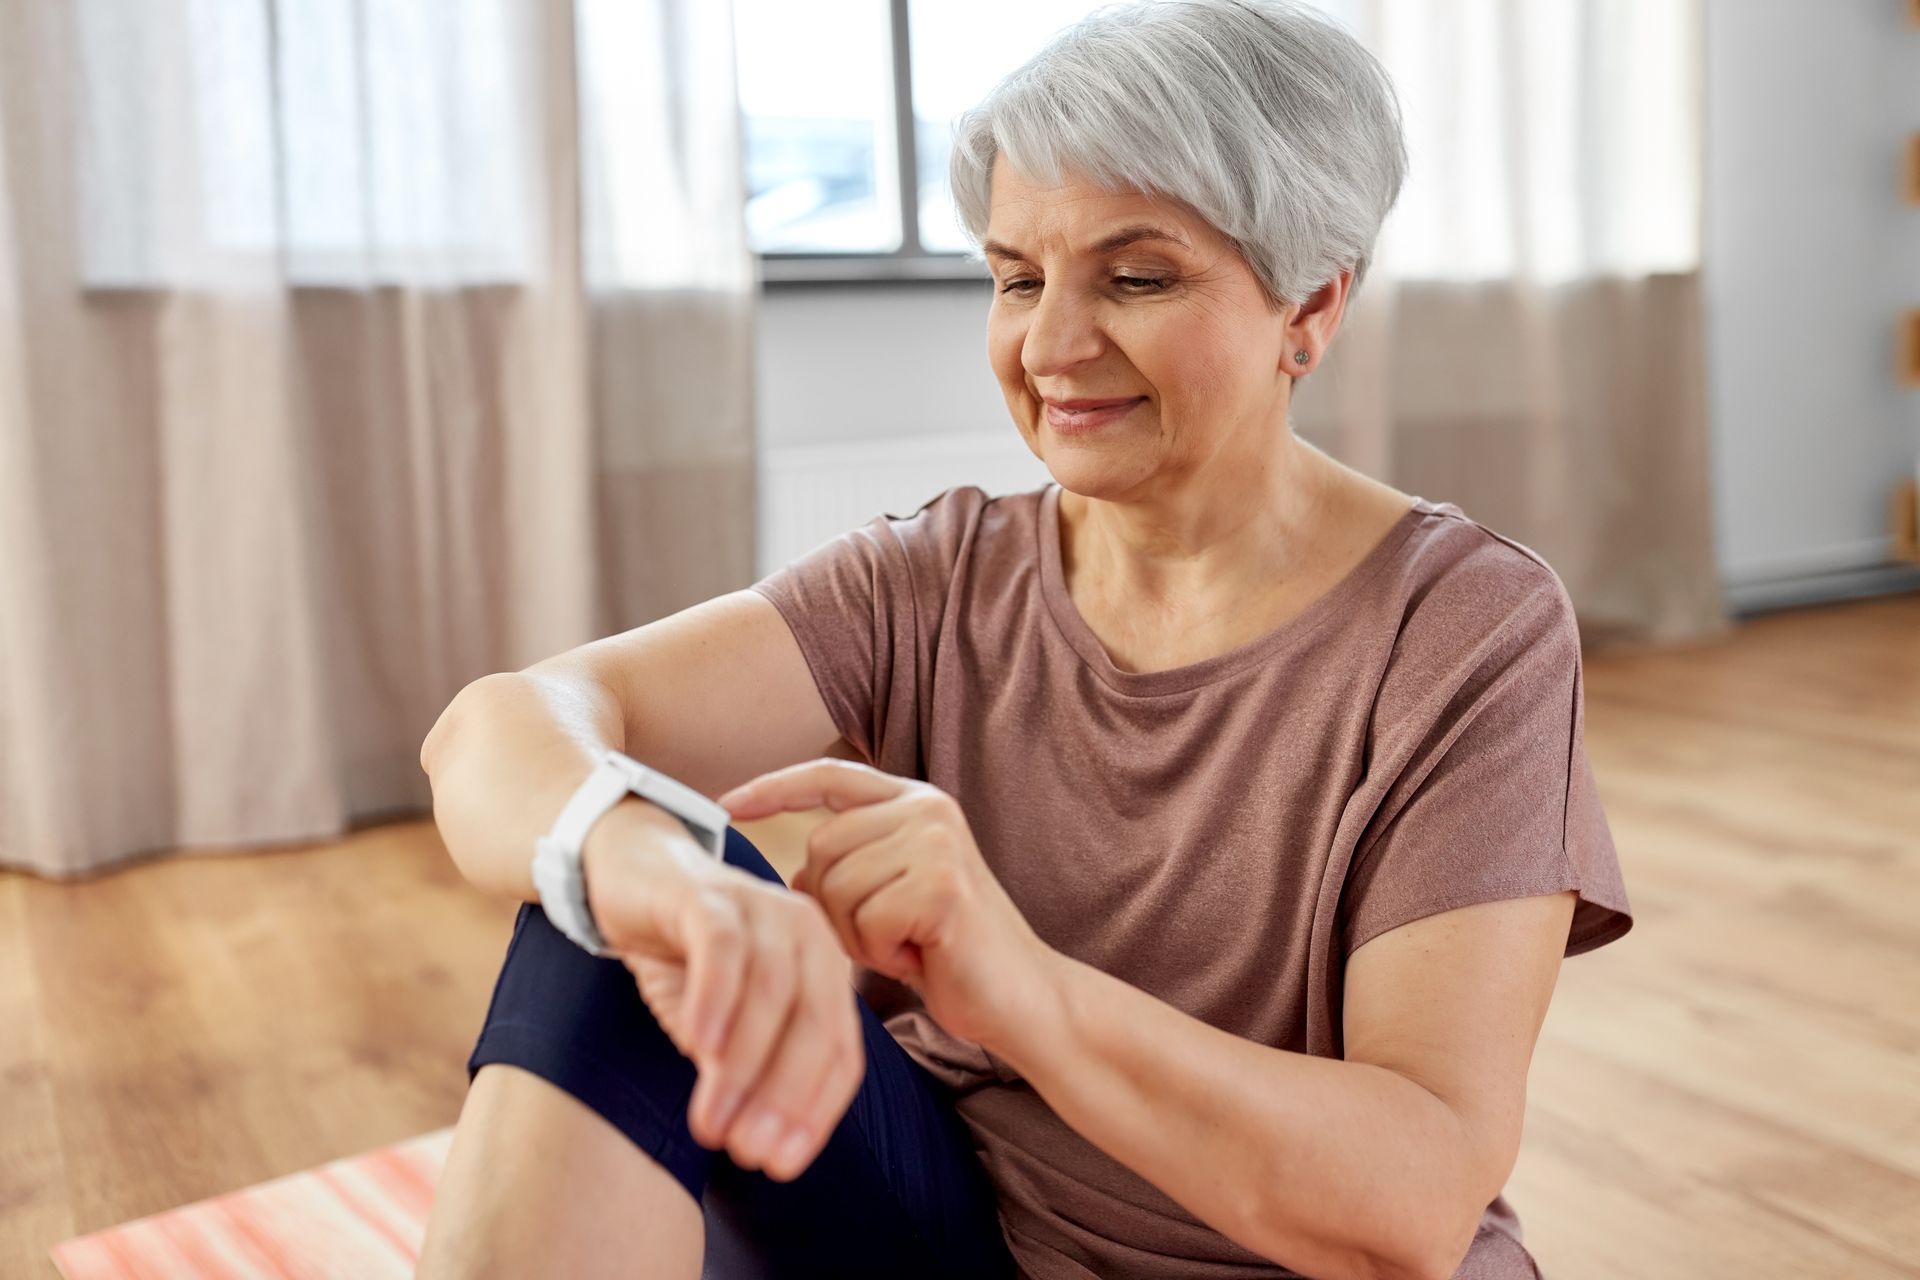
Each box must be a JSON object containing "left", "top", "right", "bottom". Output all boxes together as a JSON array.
[{"left": 1283, "top": 266, "right": 1354, "bottom": 374}]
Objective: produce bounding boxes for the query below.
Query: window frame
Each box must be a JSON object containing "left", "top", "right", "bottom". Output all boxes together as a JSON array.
[{"left": 753, "top": 0, "right": 989, "bottom": 287}]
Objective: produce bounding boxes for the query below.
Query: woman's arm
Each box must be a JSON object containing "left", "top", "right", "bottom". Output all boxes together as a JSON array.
[
  {"left": 418, "top": 588, "right": 848, "bottom": 902},
  {"left": 417, "top": 668, "right": 702, "bottom": 901},
  {"left": 718, "top": 759, "right": 1577, "bottom": 1277},
  {"left": 418, "top": 590, "right": 883, "bottom": 1181},
  {"left": 989, "top": 890, "right": 1577, "bottom": 1280}
]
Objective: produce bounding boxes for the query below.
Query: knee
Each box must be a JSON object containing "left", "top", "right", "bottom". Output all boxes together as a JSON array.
[
  {"left": 420, "top": 1065, "right": 705, "bottom": 1277},
  {"left": 720, "top": 825, "right": 789, "bottom": 885}
]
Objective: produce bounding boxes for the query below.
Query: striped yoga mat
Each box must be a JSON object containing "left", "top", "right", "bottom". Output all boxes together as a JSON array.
[{"left": 50, "top": 1128, "right": 453, "bottom": 1279}]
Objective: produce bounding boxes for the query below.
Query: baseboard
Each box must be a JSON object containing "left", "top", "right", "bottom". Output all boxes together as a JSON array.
[{"left": 1724, "top": 560, "right": 1920, "bottom": 616}]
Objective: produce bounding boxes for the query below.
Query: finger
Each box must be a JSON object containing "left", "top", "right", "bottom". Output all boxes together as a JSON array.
[
  {"left": 698, "top": 894, "right": 801, "bottom": 1149},
  {"left": 679, "top": 884, "right": 749, "bottom": 1060},
  {"left": 767, "top": 982, "right": 866, "bottom": 1182},
  {"left": 849, "top": 867, "right": 933, "bottom": 982},
  {"left": 680, "top": 892, "right": 752, "bottom": 1146},
  {"left": 794, "top": 800, "right": 914, "bottom": 916},
  {"left": 801, "top": 795, "right": 915, "bottom": 860},
  {"left": 718, "top": 759, "right": 903, "bottom": 821},
  {"left": 736, "top": 906, "right": 850, "bottom": 1179},
  {"left": 812, "top": 836, "right": 914, "bottom": 972}
]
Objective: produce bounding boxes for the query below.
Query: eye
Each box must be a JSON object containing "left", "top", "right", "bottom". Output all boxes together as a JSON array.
[{"left": 996, "top": 276, "right": 1170, "bottom": 296}]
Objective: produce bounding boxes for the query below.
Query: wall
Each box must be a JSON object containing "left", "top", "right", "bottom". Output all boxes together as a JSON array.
[
  {"left": 751, "top": 280, "right": 1047, "bottom": 575},
  {"left": 1701, "top": 0, "right": 1920, "bottom": 609}
]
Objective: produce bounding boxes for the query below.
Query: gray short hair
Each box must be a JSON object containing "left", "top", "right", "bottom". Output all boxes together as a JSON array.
[{"left": 948, "top": 0, "right": 1409, "bottom": 311}]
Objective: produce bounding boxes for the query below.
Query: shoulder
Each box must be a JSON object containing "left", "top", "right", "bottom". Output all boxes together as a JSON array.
[
  {"left": 867, "top": 482, "right": 1044, "bottom": 566},
  {"left": 1401, "top": 502, "right": 1579, "bottom": 636},
  {"left": 1389, "top": 502, "right": 1582, "bottom": 680},
  {"left": 876, "top": 482, "right": 993, "bottom": 532},
  {"left": 878, "top": 482, "right": 1037, "bottom": 528}
]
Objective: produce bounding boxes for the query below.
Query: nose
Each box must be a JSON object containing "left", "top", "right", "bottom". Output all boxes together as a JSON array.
[{"left": 1020, "top": 285, "right": 1106, "bottom": 379}]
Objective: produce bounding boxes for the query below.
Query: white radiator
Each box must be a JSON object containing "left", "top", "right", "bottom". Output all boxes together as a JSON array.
[{"left": 757, "top": 432, "right": 1053, "bottom": 576}]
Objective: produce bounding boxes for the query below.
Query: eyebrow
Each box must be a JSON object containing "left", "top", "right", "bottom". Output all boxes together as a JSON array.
[{"left": 981, "top": 224, "right": 1193, "bottom": 263}]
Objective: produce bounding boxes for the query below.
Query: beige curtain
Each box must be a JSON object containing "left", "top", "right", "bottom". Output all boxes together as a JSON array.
[
  {"left": 0, "top": 0, "right": 754, "bottom": 878},
  {"left": 1295, "top": 0, "right": 1729, "bottom": 651}
]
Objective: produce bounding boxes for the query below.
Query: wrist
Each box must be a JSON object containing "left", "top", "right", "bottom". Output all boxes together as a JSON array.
[
  {"left": 984, "top": 942, "right": 1079, "bottom": 1074},
  {"left": 579, "top": 795, "right": 718, "bottom": 949}
]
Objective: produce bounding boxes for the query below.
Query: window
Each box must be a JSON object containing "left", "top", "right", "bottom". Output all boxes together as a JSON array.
[
  {"left": 734, "top": 0, "right": 902, "bottom": 255},
  {"left": 734, "top": 0, "right": 1701, "bottom": 286},
  {"left": 733, "top": 0, "right": 1103, "bottom": 277},
  {"left": 905, "top": 0, "right": 1108, "bottom": 254}
]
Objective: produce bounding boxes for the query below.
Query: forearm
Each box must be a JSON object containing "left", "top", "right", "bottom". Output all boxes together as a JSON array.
[
  {"left": 991, "top": 953, "right": 1470, "bottom": 1280},
  {"left": 418, "top": 670, "right": 687, "bottom": 901}
]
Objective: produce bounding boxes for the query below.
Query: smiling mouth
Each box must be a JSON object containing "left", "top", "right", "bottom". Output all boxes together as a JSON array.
[
  {"left": 1046, "top": 397, "right": 1142, "bottom": 410},
  {"left": 1044, "top": 397, "right": 1145, "bottom": 429}
]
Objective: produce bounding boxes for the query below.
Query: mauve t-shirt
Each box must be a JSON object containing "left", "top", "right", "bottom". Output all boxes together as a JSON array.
[{"left": 748, "top": 480, "right": 1633, "bottom": 1280}]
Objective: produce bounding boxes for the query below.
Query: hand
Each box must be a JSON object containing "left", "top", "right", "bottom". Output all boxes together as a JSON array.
[
  {"left": 581, "top": 802, "right": 865, "bottom": 1182},
  {"left": 716, "top": 760, "right": 1061, "bottom": 1053}
]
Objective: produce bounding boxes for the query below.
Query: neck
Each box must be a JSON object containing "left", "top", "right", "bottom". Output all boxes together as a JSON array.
[{"left": 1057, "top": 434, "right": 1341, "bottom": 611}]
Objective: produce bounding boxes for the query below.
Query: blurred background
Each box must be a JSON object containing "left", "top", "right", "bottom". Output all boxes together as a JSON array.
[{"left": 2, "top": 2, "right": 1917, "bottom": 1277}]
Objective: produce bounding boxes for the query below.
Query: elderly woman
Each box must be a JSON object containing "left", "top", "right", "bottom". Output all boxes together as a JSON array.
[{"left": 416, "top": 1, "right": 1632, "bottom": 1277}]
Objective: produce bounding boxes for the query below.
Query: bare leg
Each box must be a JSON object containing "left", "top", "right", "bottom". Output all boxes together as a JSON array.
[{"left": 417, "top": 1063, "right": 704, "bottom": 1279}]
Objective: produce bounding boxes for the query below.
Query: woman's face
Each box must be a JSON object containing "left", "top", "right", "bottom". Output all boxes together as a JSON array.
[{"left": 983, "top": 155, "right": 1298, "bottom": 500}]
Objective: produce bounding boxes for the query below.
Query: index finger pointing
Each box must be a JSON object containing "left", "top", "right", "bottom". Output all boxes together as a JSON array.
[{"left": 718, "top": 759, "right": 905, "bottom": 820}]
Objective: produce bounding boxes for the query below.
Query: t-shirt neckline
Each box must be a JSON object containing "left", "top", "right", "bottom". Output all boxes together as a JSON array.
[{"left": 1036, "top": 481, "right": 1433, "bottom": 698}]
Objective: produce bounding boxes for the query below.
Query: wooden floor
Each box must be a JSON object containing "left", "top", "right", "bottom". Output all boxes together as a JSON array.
[{"left": 2, "top": 593, "right": 1916, "bottom": 1279}]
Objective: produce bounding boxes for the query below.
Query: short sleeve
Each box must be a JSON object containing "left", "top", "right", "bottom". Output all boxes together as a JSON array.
[
  {"left": 746, "top": 485, "right": 985, "bottom": 777},
  {"left": 1340, "top": 563, "right": 1634, "bottom": 961}
]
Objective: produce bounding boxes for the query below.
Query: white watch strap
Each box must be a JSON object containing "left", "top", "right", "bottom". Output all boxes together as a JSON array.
[
  {"left": 532, "top": 755, "right": 630, "bottom": 955},
  {"left": 602, "top": 751, "right": 730, "bottom": 861},
  {"left": 532, "top": 749, "right": 731, "bottom": 957}
]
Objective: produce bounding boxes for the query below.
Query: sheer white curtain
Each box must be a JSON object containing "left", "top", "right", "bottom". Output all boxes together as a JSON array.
[
  {"left": 0, "top": 0, "right": 753, "bottom": 878},
  {"left": 1295, "top": 0, "right": 1726, "bottom": 647}
]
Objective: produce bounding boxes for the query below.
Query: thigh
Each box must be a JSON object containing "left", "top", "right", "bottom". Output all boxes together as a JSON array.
[
  {"left": 698, "top": 984, "right": 1017, "bottom": 1280},
  {"left": 465, "top": 825, "right": 1017, "bottom": 1280}
]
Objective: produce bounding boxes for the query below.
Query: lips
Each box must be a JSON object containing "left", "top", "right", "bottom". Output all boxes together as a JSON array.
[
  {"left": 1043, "top": 396, "right": 1145, "bottom": 431},
  {"left": 1044, "top": 397, "right": 1144, "bottom": 411}
]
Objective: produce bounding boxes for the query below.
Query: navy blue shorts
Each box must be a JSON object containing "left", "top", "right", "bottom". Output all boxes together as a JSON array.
[{"left": 466, "top": 825, "right": 1019, "bottom": 1280}]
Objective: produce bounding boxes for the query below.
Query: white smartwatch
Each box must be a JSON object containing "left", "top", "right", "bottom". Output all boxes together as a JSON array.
[{"left": 530, "top": 749, "right": 731, "bottom": 956}]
